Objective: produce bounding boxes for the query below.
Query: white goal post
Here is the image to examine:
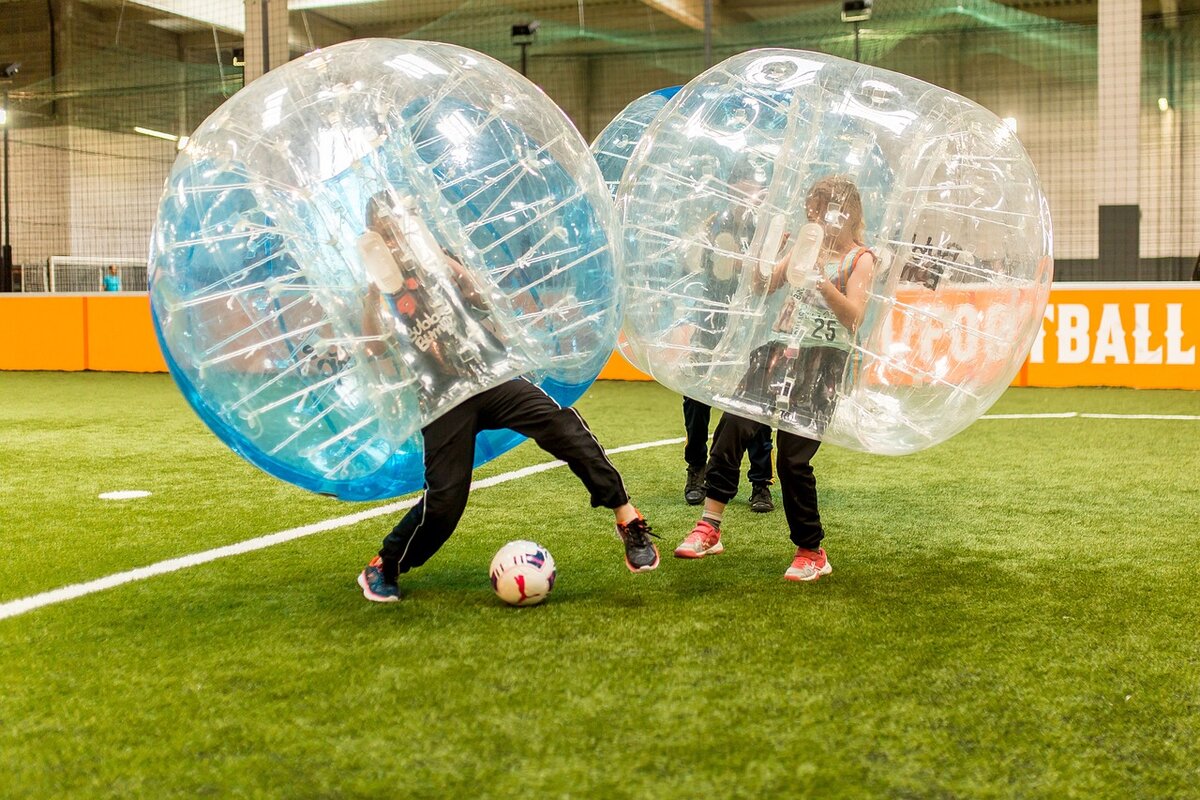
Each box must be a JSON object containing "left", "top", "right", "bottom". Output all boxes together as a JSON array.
[{"left": 46, "top": 257, "right": 148, "bottom": 293}]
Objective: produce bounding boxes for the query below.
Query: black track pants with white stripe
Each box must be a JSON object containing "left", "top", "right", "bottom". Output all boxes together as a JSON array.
[{"left": 380, "top": 379, "right": 630, "bottom": 576}]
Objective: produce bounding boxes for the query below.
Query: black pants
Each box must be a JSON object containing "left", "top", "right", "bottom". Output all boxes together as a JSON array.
[
  {"left": 682, "top": 396, "right": 773, "bottom": 485},
  {"left": 705, "top": 413, "right": 824, "bottom": 550},
  {"left": 380, "top": 379, "right": 629, "bottom": 576}
]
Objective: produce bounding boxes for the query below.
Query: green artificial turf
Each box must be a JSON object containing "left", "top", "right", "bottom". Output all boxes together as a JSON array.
[{"left": 1, "top": 372, "right": 1198, "bottom": 798}]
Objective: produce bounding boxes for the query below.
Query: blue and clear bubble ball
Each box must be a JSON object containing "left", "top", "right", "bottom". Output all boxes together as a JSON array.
[
  {"left": 592, "top": 86, "right": 680, "bottom": 199},
  {"left": 618, "top": 49, "right": 1053, "bottom": 455},
  {"left": 150, "top": 39, "right": 620, "bottom": 500}
]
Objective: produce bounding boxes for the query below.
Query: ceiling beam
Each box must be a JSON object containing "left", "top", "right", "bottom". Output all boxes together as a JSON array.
[
  {"left": 722, "top": 0, "right": 812, "bottom": 8},
  {"left": 347, "top": 20, "right": 438, "bottom": 39},
  {"left": 121, "top": 0, "right": 245, "bottom": 34},
  {"left": 289, "top": 10, "right": 353, "bottom": 52},
  {"left": 638, "top": 0, "right": 706, "bottom": 30},
  {"left": 91, "top": 3, "right": 169, "bottom": 26}
]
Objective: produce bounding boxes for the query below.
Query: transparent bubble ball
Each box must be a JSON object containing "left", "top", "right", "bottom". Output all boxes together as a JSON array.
[
  {"left": 618, "top": 49, "right": 1053, "bottom": 455},
  {"left": 592, "top": 86, "right": 679, "bottom": 199},
  {"left": 149, "top": 39, "right": 620, "bottom": 500}
]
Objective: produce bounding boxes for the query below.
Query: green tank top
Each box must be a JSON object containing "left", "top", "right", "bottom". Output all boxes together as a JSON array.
[{"left": 767, "top": 246, "right": 870, "bottom": 353}]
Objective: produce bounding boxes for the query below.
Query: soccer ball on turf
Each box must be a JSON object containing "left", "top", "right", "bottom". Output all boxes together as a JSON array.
[{"left": 489, "top": 540, "right": 556, "bottom": 606}]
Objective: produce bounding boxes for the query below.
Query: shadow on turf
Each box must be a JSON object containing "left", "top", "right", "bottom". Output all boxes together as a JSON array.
[{"left": 277, "top": 523, "right": 1037, "bottom": 616}]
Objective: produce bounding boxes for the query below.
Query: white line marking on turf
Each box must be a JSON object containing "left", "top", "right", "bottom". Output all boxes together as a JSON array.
[
  {"left": 1079, "top": 413, "right": 1200, "bottom": 421},
  {"left": 99, "top": 490, "right": 152, "bottom": 500},
  {"left": 5, "top": 408, "right": 1198, "bottom": 622},
  {"left": 980, "top": 412, "right": 1200, "bottom": 421},
  {"left": 0, "top": 436, "right": 685, "bottom": 623},
  {"left": 981, "top": 412, "right": 1079, "bottom": 419}
]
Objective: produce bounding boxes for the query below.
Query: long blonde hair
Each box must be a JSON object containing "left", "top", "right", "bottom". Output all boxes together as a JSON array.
[{"left": 805, "top": 175, "right": 865, "bottom": 254}]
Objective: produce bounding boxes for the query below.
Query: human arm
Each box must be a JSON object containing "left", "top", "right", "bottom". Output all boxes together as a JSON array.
[
  {"left": 444, "top": 252, "right": 491, "bottom": 312},
  {"left": 816, "top": 250, "right": 875, "bottom": 332},
  {"left": 360, "top": 283, "right": 391, "bottom": 359},
  {"left": 751, "top": 238, "right": 793, "bottom": 295}
]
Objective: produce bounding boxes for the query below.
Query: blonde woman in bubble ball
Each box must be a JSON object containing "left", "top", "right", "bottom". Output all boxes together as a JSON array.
[{"left": 675, "top": 175, "right": 875, "bottom": 582}]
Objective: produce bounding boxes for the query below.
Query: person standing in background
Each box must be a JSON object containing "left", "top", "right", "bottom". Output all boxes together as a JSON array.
[
  {"left": 682, "top": 174, "right": 775, "bottom": 513},
  {"left": 103, "top": 265, "right": 121, "bottom": 292},
  {"left": 683, "top": 397, "right": 774, "bottom": 512}
]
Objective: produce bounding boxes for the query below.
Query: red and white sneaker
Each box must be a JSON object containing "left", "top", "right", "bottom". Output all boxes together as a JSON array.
[
  {"left": 784, "top": 547, "right": 831, "bottom": 582},
  {"left": 674, "top": 520, "right": 724, "bottom": 559}
]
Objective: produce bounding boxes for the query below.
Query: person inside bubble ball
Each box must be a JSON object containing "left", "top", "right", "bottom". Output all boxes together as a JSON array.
[
  {"left": 356, "top": 192, "right": 661, "bottom": 602},
  {"left": 674, "top": 175, "right": 876, "bottom": 582},
  {"left": 360, "top": 192, "right": 511, "bottom": 412},
  {"left": 681, "top": 174, "right": 774, "bottom": 513}
]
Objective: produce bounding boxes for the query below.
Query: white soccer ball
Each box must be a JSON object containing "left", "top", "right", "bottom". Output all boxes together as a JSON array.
[{"left": 489, "top": 540, "right": 557, "bottom": 607}]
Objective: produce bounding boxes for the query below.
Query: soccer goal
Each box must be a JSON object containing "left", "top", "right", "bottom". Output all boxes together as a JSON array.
[
  {"left": 16, "top": 263, "right": 49, "bottom": 292},
  {"left": 46, "top": 257, "right": 149, "bottom": 292}
]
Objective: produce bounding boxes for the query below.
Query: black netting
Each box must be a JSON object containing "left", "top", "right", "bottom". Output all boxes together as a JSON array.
[{"left": 0, "top": 0, "right": 1197, "bottom": 286}]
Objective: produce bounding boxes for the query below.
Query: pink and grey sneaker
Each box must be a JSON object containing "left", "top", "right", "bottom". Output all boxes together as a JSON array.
[
  {"left": 674, "top": 520, "right": 725, "bottom": 559},
  {"left": 616, "top": 516, "right": 661, "bottom": 573},
  {"left": 784, "top": 547, "right": 832, "bottom": 582},
  {"left": 358, "top": 555, "right": 401, "bottom": 602}
]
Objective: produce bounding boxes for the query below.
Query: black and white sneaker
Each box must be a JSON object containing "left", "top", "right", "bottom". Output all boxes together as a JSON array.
[
  {"left": 616, "top": 516, "right": 661, "bottom": 573},
  {"left": 749, "top": 483, "right": 775, "bottom": 513},
  {"left": 684, "top": 467, "right": 706, "bottom": 505}
]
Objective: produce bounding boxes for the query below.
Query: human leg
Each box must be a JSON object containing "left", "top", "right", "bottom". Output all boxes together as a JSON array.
[
  {"left": 481, "top": 380, "right": 628, "bottom": 509},
  {"left": 682, "top": 396, "right": 712, "bottom": 471},
  {"left": 360, "top": 401, "right": 479, "bottom": 602},
  {"left": 775, "top": 431, "right": 823, "bottom": 549},
  {"left": 808, "top": 348, "right": 849, "bottom": 434},
  {"left": 675, "top": 413, "right": 764, "bottom": 558},
  {"left": 675, "top": 495, "right": 727, "bottom": 559},
  {"left": 775, "top": 431, "right": 832, "bottom": 582},
  {"left": 746, "top": 424, "right": 774, "bottom": 485},
  {"left": 481, "top": 380, "right": 659, "bottom": 572},
  {"left": 682, "top": 396, "right": 712, "bottom": 504},
  {"left": 703, "top": 413, "right": 763, "bottom": 505},
  {"left": 746, "top": 424, "right": 775, "bottom": 513}
]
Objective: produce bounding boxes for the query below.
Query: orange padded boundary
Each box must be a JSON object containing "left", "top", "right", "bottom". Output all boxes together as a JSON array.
[
  {"left": 85, "top": 295, "right": 168, "bottom": 373},
  {"left": 597, "top": 349, "right": 652, "bottom": 381},
  {"left": 1024, "top": 283, "right": 1200, "bottom": 389},
  {"left": 2, "top": 285, "right": 1197, "bottom": 389},
  {"left": 0, "top": 294, "right": 166, "bottom": 373},
  {"left": 0, "top": 295, "right": 88, "bottom": 371}
]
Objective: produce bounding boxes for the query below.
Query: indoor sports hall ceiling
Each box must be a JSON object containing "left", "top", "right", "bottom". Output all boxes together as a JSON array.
[{"left": 69, "top": 0, "right": 1200, "bottom": 42}]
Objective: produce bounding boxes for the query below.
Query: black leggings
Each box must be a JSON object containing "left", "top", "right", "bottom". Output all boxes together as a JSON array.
[
  {"left": 703, "top": 344, "right": 850, "bottom": 550},
  {"left": 682, "top": 395, "right": 773, "bottom": 485},
  {"left": 705, "top": 414, "right": 825, "bottom": 550},
  {"left": 380, "top": 380, "right": 629, "bottom": 576}
]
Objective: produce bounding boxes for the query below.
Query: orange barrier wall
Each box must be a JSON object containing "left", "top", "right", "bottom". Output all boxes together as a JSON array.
[
  {"left": 0, "top": 294, "right": 166, "bottom": 372},
  {"left": 597, "top": 345, "right": 654, "bottom": 381},
  {"left": 1025, "top": 282, "right": 1200, "bottom": 389},
  {"left": 598, "top": 282, "right": 1200, "bottom": 390},
  {"left": 3, "top": 284, "right": 1197, "bottom": 389},
  {"left": 0, "top": 295, "right": 88, "bottom": 371}
]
